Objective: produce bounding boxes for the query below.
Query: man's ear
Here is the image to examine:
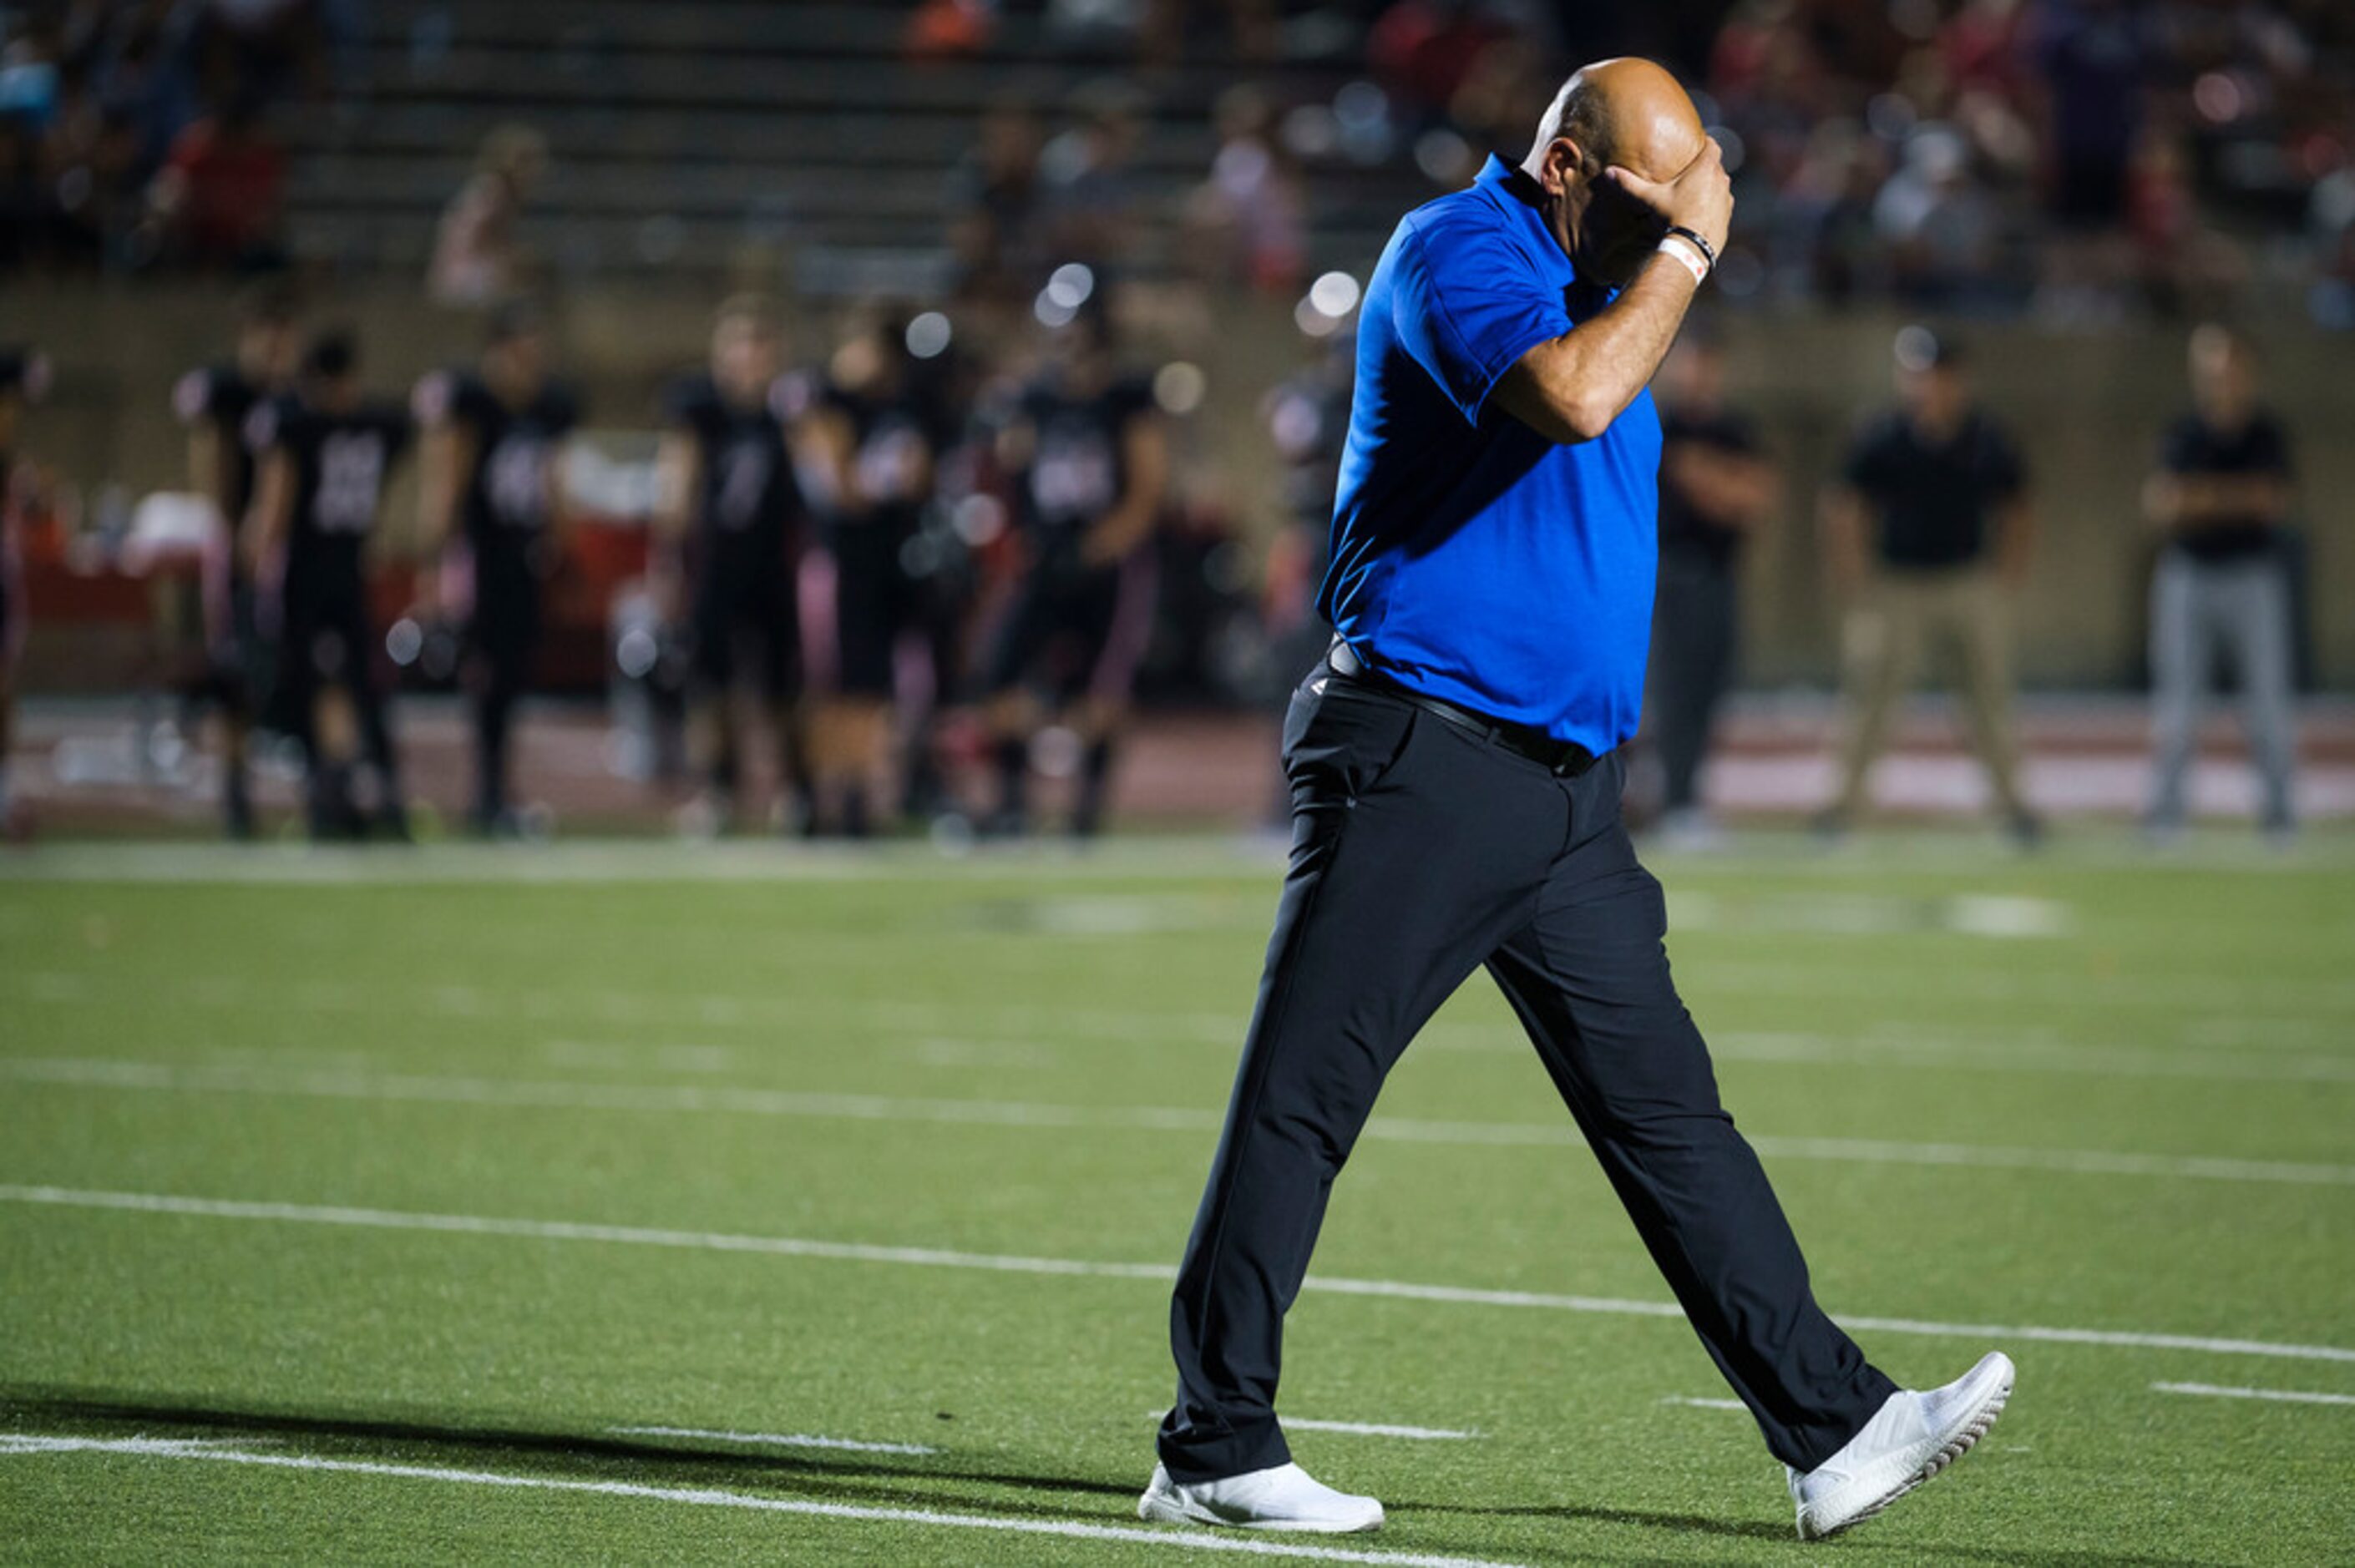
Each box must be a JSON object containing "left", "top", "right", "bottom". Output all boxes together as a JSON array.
[{"left": 1536, "top": 136, "right": 1583, "bottom": 196}]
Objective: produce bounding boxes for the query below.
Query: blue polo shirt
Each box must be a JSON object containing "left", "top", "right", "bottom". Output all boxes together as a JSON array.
[{"left": 1319, "top": 154, "right": 1662, "bottom": 752}]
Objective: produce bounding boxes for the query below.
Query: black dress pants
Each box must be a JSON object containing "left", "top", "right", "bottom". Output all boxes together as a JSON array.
[{"left": 1157, "top": 658, "right": 1895, "bottom": 1483}]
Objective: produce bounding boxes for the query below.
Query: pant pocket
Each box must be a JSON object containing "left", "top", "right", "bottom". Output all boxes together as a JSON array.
[{"left": 1282, "top": 680, "right": 1421, "bottom": 802}]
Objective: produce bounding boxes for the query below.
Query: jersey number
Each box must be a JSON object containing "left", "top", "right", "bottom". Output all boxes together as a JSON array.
[
  {"left": 313, "top": 433, "right": 387, "bottom": 534},
  {"left": 1029, "top": 435, "right": 1115, "bottom": 526},
  {"left": 487, "top": 438, "right": 549, "bottom": 528}
]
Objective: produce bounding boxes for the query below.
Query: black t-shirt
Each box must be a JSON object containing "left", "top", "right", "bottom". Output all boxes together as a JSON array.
[
  {"left": 416, "top": 369, "right": 579, "bottom": 573},
  {"left": 1658, "top": 406, "right": 1761, "bottom": 570},
  {"left": 823, "top": 381, "right": 944, "bottom": 539},
  {"left": 1841, "top": 407, "right": 2025, "bottom": 570},
  {"left": 246, "top": 393, "right": 413, "bottom": 590},
  {"left": 174, "top": 363, "right": 271, "bottom": 527},
  {"left": 663, "top": 372, "right": 806, "bottom": 572},
  {"left": 1007, "top": 374, "right": 1156, "bottom": 559},
  {"left": 2159, "top": 409, "right": 2292, "bottom": 564}
]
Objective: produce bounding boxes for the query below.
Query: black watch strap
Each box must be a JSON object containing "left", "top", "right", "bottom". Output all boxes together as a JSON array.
[{"left": 1663, "top": 225, "right": 1718, "bottom": 275}]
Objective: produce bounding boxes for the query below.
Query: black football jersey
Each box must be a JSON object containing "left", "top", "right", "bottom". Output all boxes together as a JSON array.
[
  {"left": 823, "top": 382, "right": 943, "bottom": 531},
  {"left": 247, "top": 394, "right": 413, "bottom": 585},
  {"left": 663, "top": 372, "right": 805, "bottom": 563},
  {"left": 415, "top": 369, "right": 579, "bottom": 560},
  {"left": 174, "top": 364, "right": 271, "bottom": 525},
  {"left": 1010, "top": 375, "right": 1156, "bottom": 538}
]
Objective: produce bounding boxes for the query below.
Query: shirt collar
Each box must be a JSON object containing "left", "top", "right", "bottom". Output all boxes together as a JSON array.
[{"left": 1476, "top": 154, "right": 1542, "bottom": 208}]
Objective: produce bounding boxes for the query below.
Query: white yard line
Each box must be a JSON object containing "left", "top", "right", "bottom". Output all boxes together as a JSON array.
[
  {"left": 2150, "top": 1383, "right": 2355, "bottom": 1407},
  {"left": 7, "top": 1055, "right": 2349, "bottom": 1187},
  {"left": 608, "top": 1425, "right": 936, "bottom": 1455},
  {"left": 1141, "top": 1415, "right": 1479, "bottom": 1442},
  {"left": 0, "top": 1434, "right": 1522, "bottom": 1568},
  {"left": 1285, "top": 1419, "right": 1480, "bottom": 1440},
  {"left": 9, "top": 967, "right": 2352, "bottom": 1081},
  {"left": 4, "top": 1184, "right": 2351, "bottom": 1367},
  {"left": 1658, "top": 1398, "right": 1748, "bottom": 1412}
]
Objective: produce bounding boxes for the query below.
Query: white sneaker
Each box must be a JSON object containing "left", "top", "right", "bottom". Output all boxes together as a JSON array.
[
  {"left": 1788, "top": 1351, "right": 2014, "bottom": 1540},
  {"left": 1137, "top": 1460, "right": 1385, "bottom": 1534}
]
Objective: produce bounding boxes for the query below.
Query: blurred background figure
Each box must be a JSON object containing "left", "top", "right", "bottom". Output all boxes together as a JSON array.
[
  {"left": 1820, "top": 326, "right": 2038, "bottom": 846},
  {"left": 948, "top": 98, "right": 1044, "bottom": 308},
  {"left": 145, "top": 89, "right": 285, "bottom": 272},
  {"left": 428, "top": 124, "right": 547, "bottom": 307},
  {"left": 172, "top": 277, "right": 301, "bottom": 837},
  {"left": 2142, "top": 324, "right": 2299, "bottom": 843},
  {"left": 1638, "top": 323, "right": 1775, "bottom": 850},
  {"left": 412, "top": 300, "right": 580, "bottom": 838},
  {"left": 655, "top": 295, "right": 811, "bottom": 837},
  {"left": 980, "top": 296, "right": 1166, "bottom": 839},
  {"left": 244, "top": 328, "right": 412, "bottom": 840},
  {"left": 803, "top": 307, "right": 955, "bottom": 837},
  {"left": 0, "top": 344, "right": 47, "bottom": 838}
]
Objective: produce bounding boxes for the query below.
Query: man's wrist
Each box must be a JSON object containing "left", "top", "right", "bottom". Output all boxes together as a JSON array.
[{"left": 1657, "top": 234, "right": 1710, "bottom": 286}]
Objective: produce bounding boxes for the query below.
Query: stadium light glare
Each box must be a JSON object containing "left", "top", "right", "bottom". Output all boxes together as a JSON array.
[
  {"left": 1308, "top": 271, "right": 1361, "bottom": 318},
  {"left": 1152, "top": 361, "right": 1207, "bottom": 416},
  {"left": 904, "top": 311, "right": 953, "bottom": 360},
  {"left": 1045, "top": 263, "right": 1096, "bottom": 310}
]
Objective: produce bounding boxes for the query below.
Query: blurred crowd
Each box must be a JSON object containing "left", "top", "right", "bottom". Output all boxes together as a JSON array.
[
  {"left": 0, "top": 0, "right": 347, "bottom": 274},
  {"left": 934, "top": 0, "right": 2355, "bottom": 325}
]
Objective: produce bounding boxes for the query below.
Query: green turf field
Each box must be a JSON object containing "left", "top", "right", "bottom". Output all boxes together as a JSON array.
[{"left": 3, "top": 834, "right": 2352, "bottom": 1565}]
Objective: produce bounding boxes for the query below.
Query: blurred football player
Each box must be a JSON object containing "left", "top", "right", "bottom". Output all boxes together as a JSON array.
[
  {"left": 654, "top": 295, "right": 813, "bottom": 835},
  {"left": 244, "top": 330, "right": 413, "bottom": 840},
  {"left": 2143, "top": 324, "right": 2299, "bottom": 842},
  {"left": 413, "top": 301, "right": 580, "bottom": 836},
  {"left": 0, "top": 346, "right": 50, "bottom": 838},
  {"left": 803, "top": 308, "right": 954, "bottom": 836},
  {"left": 1641, "top": 323, "right": 1775, "bottom": 847},
  {"left": 175, "top": 280, "right": 301, "bottom": 837},
  {"left": 980, "top": 297, "right": 1167, "bottom": 837}
]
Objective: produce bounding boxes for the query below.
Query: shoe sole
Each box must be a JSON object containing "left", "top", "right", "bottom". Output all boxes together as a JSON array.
[
  {"left": 1137, "top": 1490, "right": 1384, "bottom": 1535},
  {"left": 1803, "top": 1365, "right": 2013, "bottom": 1541}
]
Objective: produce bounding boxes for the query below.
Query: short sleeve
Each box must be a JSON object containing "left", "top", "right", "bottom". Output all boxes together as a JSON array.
[
  {"left": 173, "top": 367, "right": 218, "bottom": 427},
  {"left": 1389, "top": 217, "right": 1573, "bottom": 425},
  {"left": 411, "top": 369, "right": 460, "bottom": 429}
]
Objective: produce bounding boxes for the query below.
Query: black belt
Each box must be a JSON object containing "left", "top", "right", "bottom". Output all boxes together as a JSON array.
[{"left": 1326, "top": 640, "right": 1603, "bottom": 778}]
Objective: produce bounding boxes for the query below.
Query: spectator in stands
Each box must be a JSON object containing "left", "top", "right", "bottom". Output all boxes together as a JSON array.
[
  {"left": 2142, "top": 324, "right": 2298, "bottom": 842},
  {"left": 1641, "top": 325, "right": 1775, "bottom": 848},
  {"left": 1873, "top": 127, "right": 2007, "bottom": 307},
  {"left": 192, "top": 0, "right": 327, "bottom": 106},
  {"left": 0, "top": 346, "right": 49, "bottom": 839},
  {"left": 948, "top": 99, "right": 1044, "bottom": 305},
  {"left": 429, "top": 124, "right": 548, "bottom": 307},
  {"left": 1183, "top": 85, "right": 1306, "bottom": 295},
  {"left": 1140, "top": 0, "right": 1276, "bottom": 68},
  {"left": 147, "top": 89, "right": 285, "bottom": 271},
  {"left": 2028, "top": 0, "right": 2148, "bottom": 314},
  {"left": 1817, "top": 326, "right": 2039, "bottom": 846},
  {"left": 1041, "top": 83, "right": 1143, "bottom": 270},
  {"left": 0, "top": 109, "right": 43, "bottom": 270}
]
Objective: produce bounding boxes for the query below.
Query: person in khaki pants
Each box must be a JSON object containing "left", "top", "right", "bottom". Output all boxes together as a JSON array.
[{"left": 1818, "top": 327, "right": 2042, "bottom": 845}]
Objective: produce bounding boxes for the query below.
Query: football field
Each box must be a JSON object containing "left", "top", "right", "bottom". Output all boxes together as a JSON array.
[{"left": 3, "top": 834, "right": 2351, "bottom": 1565}]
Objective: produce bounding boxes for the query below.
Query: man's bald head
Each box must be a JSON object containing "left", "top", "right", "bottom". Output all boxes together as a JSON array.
[{"left": 1529, "top": 58, "right": 1706, "bottom": 184}]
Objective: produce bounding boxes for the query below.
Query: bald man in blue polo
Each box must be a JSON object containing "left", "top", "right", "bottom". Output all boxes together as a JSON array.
[{"left": 1140, "top": 60, "right": 2013, "bottom": 1543}]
